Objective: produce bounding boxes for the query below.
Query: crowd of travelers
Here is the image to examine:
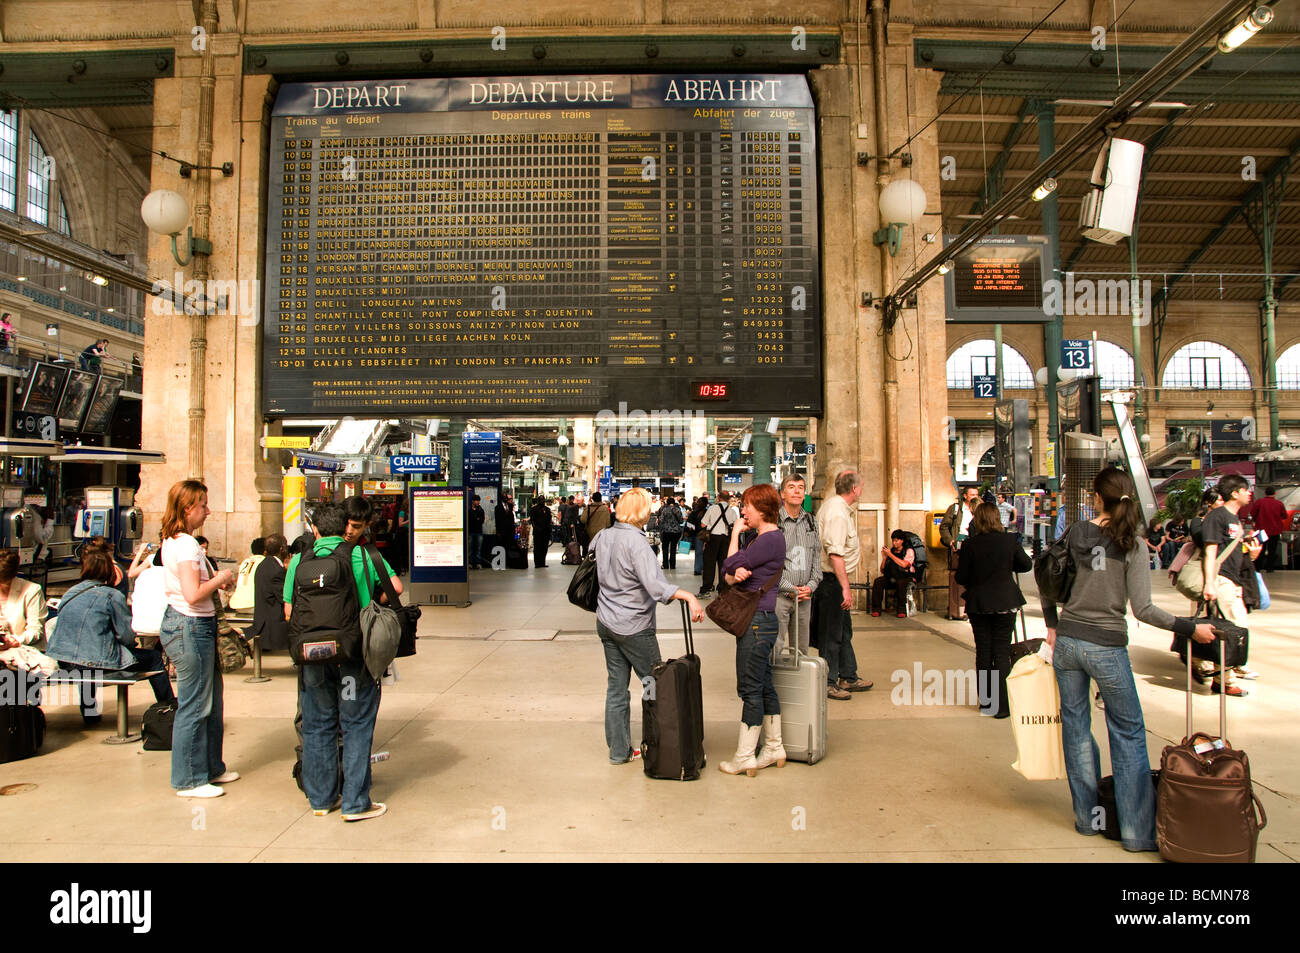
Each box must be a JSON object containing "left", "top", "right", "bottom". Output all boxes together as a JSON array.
[{"left": 0, "top": 465, "right": 1278, "bottom": 851}]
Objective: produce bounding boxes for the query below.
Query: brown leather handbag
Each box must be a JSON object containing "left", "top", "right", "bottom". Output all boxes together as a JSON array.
[{"left": 705, "top": 571, "right": 782, "bottom": 638}]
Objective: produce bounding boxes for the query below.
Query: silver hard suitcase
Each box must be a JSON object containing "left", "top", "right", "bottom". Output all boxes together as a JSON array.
[{"left": 768, "top": 596, "right": 827, "bottom": 764}]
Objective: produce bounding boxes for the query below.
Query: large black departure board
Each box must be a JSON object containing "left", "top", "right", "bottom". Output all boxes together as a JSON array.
[{"left": 263, "top": 74, "right": 821, "bottom": 416}]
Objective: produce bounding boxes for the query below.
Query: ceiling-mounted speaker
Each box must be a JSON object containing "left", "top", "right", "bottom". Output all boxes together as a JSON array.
[{"left": 1079, "top": 137, "right": 1145, "bottom": 244}]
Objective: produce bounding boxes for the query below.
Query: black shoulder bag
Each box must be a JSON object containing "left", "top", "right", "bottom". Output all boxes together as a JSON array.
[{"left": 1033, "top": 522, "right": 1077, "bottom": 605}]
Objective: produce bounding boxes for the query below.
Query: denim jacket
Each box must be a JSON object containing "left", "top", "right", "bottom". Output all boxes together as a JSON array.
[{"left": 45, "top": 580, "right": 137, "bottom": 670}]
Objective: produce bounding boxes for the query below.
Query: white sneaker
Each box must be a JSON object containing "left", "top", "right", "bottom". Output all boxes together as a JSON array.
[
  {"left": 210, "top": 771, "right": 240, "bottom": 784},
  {"left": 312, "top": 798, "right": 342, "bottom": 817},
  {"left": 176, "top": 784, "right": 225, "bottom": 798},
  {"left": 342, "top": 801, "right": 387, "bottom": 822}
]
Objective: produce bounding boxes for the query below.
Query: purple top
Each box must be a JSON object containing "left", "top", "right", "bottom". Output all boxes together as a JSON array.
[{"left": 722, "top": 529, "right": 787, "bottom": 613}]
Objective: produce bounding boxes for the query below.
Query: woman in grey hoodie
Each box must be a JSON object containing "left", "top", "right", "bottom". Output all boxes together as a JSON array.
[{"left": 1041, "top": 467, "right": 1216, "bottom": 852}]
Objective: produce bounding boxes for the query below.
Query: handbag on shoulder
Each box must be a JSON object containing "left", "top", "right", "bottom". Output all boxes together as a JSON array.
[
  {"left": 365, "top": 544, "right": 420, "bottom": 658},
  {"left": 706, "top": 571, "right": 781, "bottom": 638},
  {"left": 567, "top": 552, "right": 599, "bottom": 612},
  {"left": 1033, "top": 524, "right": 1076, "bottom": 605}
]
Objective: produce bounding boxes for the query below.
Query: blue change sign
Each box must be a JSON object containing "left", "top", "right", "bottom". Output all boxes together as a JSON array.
[
  {"left": 391, "top": 454, "right": 441, "bottom": 474},
  {"left": 1061, "top": 339, "right": 1092, "bottom": 371},
  {"left": 973, "top": 375, "right": 998, "bottom": 399}
]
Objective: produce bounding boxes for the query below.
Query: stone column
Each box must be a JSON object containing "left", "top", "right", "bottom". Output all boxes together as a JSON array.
[{"left": 137, "top": 46, "right": 281, "bottom": 557}]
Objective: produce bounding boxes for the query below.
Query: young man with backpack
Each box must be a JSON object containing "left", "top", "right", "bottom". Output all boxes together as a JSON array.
[{"left": 283, "top": 503, "right": 388, "bottom": 821}]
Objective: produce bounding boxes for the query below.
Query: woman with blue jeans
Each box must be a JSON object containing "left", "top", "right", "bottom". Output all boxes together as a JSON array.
[
  {"left": 593, "top": 487, "right": 704, "bottom": 765},
  {"left": 719, "top": 483, "right": 787, "bottom": 777},
  {"left": 158, "top": 480, "right": 237, "bottom": 798},
  {"left": 1042, "top": 468, "right": 1216, "bottom": 851}
]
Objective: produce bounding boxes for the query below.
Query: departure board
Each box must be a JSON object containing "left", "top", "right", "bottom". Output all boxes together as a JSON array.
[{"left": 263, "top": 74, "right": 821, "bottom": 416}]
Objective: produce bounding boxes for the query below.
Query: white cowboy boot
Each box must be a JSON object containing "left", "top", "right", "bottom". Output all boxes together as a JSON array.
[
  {"left": 718, "top": 723, "right": 762, "bottom": 777},
  {"left": 754, "top": 714, "right": 787, "bottom": 769}
]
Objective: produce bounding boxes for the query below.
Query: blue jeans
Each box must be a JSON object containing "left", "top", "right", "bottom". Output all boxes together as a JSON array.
[
  {"left": 596, "top": 622, "right": 662, "bottom": 764},
  {"left": 300, "top": 659, "right": 381, "bottom": 814},
  {"left": 814, "top": 577, "right": 857, "bottom": 684},
  {"left": 159, "top": 608, "right": 224, "bottom": 790},
  {"left": 693, "top": 537, "right": 704, "bottom": 574},
  {"left": 61, "top": 648, "right": 175, "bottom": 721},
  {"left": 1053, "top": 635, "right": 1157, "bottom": 851},
  {"left": 736, "top": 610, "right": 780, "bottom": 727}
]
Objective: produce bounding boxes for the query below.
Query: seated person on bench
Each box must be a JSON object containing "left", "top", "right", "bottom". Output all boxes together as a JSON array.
[
  {"left": 46, "top": 547, "right": 175, "bottom": 725},
  {"left": 871, "top": 530, "right": 917, "bottom": 618},
  {"left": 0, "top": 548, "right": 48, "bottom": 648}
]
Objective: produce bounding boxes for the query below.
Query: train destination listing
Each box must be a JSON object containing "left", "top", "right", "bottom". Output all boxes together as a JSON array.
[{"left": 262, "top": 73, "right": 822, "bottom": 416}]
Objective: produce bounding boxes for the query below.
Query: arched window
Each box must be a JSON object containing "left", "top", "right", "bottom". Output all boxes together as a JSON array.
[
  {"left": 1094, "top": 340, "right": 1135, "bottom": 388},
  {"left": 1277, "top": 343, "right": 1300, "bottom": 389},
  {"left": 57, "top": 194, "right": 71, "bottom": 237},
  {"left": 26, "top": 130, "right": 50, "bottom": 225},
  {"left": 1161, "top": 341, "right": 1251, "bottom": 390},
  {"left": 0, "top": 111, "right": 17, "bottom": 212},
  {"left": 946, "top": 340, "right": 1035, "bottom": 389}
]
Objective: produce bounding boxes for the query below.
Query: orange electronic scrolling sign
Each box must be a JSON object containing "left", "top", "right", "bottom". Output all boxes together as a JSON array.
[{"left": 943, "top": 235, "right": 1050, "bottom": 323}]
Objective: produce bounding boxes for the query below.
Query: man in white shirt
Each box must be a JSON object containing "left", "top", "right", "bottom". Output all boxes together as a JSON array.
[
  {"left": 698, "top": 490, "right": 738, "bottom": 596},
  {"left": 814, "top": 469, "right": 872, "bottom": 700},
  {"left": 939, "top": 486, "right": 979, "bottom": 621}
]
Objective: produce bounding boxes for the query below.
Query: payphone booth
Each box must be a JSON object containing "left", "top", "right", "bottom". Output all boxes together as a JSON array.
[
  {"left": 0, "top": 485, "right": 37, "bottom": 564},
  {"left": 72, "top": 486, "right": 144, "bottom": 558}
]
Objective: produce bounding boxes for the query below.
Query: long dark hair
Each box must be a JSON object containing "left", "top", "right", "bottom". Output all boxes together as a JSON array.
[{"left": 1094, "top": 467, "right": 1139, "bottom": 552}]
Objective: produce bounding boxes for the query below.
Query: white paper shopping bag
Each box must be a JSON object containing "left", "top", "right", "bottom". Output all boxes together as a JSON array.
[{"left": 1006, "top": 653, "right": 1067, "bottom": 780}]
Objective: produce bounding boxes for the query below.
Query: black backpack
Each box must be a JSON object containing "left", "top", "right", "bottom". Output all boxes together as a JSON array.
[
  {"left": 901, "top": 531, "right": 928, "bottom": 566},
  {"left": 289, "top": 543, "right": 362, "bottom": 665}
]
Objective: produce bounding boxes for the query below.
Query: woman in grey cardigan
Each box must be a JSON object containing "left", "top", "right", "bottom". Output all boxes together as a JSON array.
[
  {"left": 1041, "top": 467, "right": 1216, "bottom": 853},
  {"left": 593, "top": 488, "right": 704, "bottom": 765}
]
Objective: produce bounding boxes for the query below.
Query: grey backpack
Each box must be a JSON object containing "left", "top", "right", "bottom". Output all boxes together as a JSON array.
[{"left": 359, "top": 553, "right": 401, "bottom": 680}]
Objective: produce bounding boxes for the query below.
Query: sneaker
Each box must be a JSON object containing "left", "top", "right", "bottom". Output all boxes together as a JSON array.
[
  {"left": 897, "top": 612, "right": 907, "bottom": 619},
  {"left": 209, "top": 771, "right": 240, "bottom": 784},
  {"left": 1232, "top": 667, "right": 1260, "bottom": 680},
  {"left": 312, "top": 799, "right": 342, "bottom": 816},
  {"left": 697, "top": 588, "right": 713, "bottom": 596},
  {"left": 827, "top": 685, "right": 852, "bottom": 700},
  {"left": 342, "top": 802, "right": 388, "bottom": 822},
  {"left": 1211, "top": 681, "right": 1247, "bottom": 697},
  {"left": 870, "top": 611, "right": 881, "bottom": 617},
  {"left": 838, "top": 677, "right": 873, "bottom": 692},
  {"left": 176, "top": 784, "right": 225, "bottom": 799}
]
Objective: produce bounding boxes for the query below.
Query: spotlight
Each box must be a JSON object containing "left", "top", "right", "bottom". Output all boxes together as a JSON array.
[
  {"left": 1031, "top": 178, "right": 1058, "bottom": 201},
  {"left": 937, "top": 260, "right": 953, "bottom": 276},
  {"left": 1219, "top": 6, "right": 1273, "bottom": 53}
]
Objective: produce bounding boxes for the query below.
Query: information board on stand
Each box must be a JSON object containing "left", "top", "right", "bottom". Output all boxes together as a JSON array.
[
  {"left": 262, "top": 74, "right": 822, "bottom": 416},
  {"left": 406, "top": 483, "right": 469, "bottom": 607}
]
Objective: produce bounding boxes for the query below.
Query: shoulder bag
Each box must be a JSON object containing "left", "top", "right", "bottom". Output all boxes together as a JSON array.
[
  {"left": 1033, "top": 523, "right": 1077, "bottom": 605},
  {"left": 365, "top": 544, "right": 420, "bottom": 658},
  {"left": 1170, "top": 601, "right": 1249, "bottom": 669},
  {"left": 706, "top": 570, "right": 782, "bottom": 638},
  {"left": 567, "top": 551, "right": 599, "bottom": 612},
  {"left": 1174, "top": 530, "right": 1240, "bottom": 601}
]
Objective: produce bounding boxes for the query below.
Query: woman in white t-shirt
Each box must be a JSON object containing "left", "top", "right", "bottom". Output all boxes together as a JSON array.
[{"left": 158, "top": 480, "right": 236, "bottom": 799}]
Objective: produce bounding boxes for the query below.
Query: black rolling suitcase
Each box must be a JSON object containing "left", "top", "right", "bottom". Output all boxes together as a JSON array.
[
  {"left": 642, "top": 602, "right": 706, "bottom": 780},
  {"left": 0, "top": 668, "right": 45, "bottom": 763}
]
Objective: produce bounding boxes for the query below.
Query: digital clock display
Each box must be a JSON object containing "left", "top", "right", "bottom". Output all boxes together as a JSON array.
[{"left": 693, "top": 381, "right": 731, "bottom": 400}]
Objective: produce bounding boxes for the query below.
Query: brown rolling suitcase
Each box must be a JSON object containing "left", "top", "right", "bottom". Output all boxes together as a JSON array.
[{"left": 1156, "top": 639, "right": 1267, "bottom": 863}]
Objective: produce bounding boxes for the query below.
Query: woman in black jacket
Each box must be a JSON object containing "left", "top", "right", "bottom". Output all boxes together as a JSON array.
[{"left": 955, "top": 502, "right": 1033, "bottom": 718}]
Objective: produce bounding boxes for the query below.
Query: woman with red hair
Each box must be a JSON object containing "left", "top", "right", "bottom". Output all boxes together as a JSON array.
[{"left": 718, "top": 483, "right": 787, "bottom": 776}]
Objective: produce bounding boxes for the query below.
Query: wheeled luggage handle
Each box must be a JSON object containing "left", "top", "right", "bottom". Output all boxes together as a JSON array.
[
  {"left": 679, "top": 599, "right": 695, "bottom": 657},
  {"left": 1184, "top": 633, "right": 1227, "bottom": 743},
  {"left": 771, "top": 593, "right": 804, "bottom": 666}
]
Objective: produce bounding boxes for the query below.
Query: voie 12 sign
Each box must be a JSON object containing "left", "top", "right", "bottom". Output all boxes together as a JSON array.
[{"left": 973, "top": 375, "right": 999, "bottom": 399}]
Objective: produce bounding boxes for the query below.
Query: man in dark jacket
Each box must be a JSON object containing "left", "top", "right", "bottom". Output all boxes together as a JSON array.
[
  {"left": 495, "top": 494, "right": 517, "bottom": 554},
  {"left": 468, "top": 495, "right": 487, "bottom": 568},
  {"left": 251, "top": 534, "right": 291, "bottom": 652},
  {"left": 657, "top": 496, "right": 684, "bottom": 569},
  {"left": 529, "top": 497, "right": 553, "bottom": 568}
]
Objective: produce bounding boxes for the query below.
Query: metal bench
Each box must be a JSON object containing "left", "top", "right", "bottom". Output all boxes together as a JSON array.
[{"left": 41, "top": 670, "right": 165, "bottom": 744}]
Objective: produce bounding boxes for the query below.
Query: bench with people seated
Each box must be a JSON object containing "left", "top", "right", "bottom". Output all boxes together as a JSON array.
[{"left": 39, "top": 669, "right": 165, "bottom": 744}]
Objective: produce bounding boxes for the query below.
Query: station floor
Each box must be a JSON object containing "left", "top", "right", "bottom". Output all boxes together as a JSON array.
[{"left": 3, "top": 554, "right": 1296, "bottom": 863}]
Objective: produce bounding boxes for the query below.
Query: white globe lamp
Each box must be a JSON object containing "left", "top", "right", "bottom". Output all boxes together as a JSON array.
[{"left": 875, "top": 179, "right": 928, "bottom": 256}]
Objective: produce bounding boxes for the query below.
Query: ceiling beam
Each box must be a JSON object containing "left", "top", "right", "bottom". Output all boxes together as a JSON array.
[
  {"left": 941, "top": 144, "right": 1293, "bottom": 158},
  {"left": 937, "top": 114, "right": 1300, "bottom": 128},
  {"left": 1156, "top": 137, "right": 1300, "bottom": 304}
]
